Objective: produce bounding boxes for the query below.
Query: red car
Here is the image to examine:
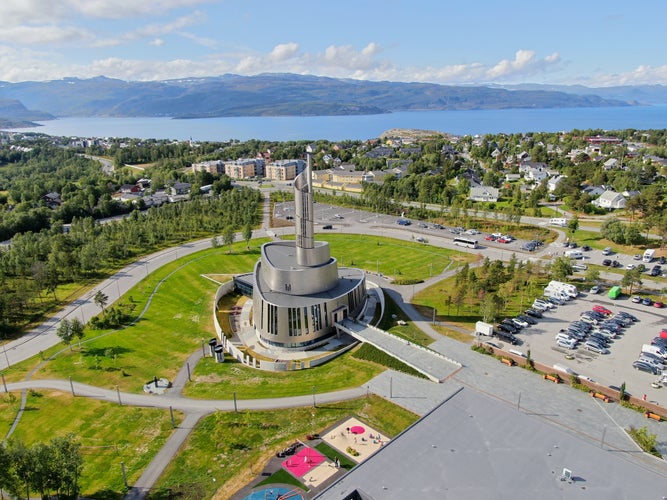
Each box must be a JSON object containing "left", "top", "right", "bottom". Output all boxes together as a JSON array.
[
  {"left": 654, "top": 301, "right": 664, "bottom": 309},
  {"left": 592, "top": 305, "right": 612, "bottom": 316},
  {"left": 497, "top": 237, "right": 511, "bottom": 243},
  {"left": 485, "top": 235, "right": 496, "bottom": 241}
]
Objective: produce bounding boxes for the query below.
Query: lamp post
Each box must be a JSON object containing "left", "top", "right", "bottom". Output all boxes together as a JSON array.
[
  {"left": 312, "top": 386, "right": 316, "bottom": 407},
  {"left": 2, "top": 343, "right": 9, "bottom": 370}
]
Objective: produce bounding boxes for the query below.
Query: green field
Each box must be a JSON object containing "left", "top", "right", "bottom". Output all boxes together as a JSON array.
[
  {"left": 0, "top": 389, "right": 179, "bottom": 496},
  {"left": 283, "top": 232, "right": 476, "bottom": 281},
  {"left": 151, "top": 395, "right": 419, "bottom": 500}
]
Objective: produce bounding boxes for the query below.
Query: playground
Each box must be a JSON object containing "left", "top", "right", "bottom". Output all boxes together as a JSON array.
[{"left": 322, "top": 417, "right": 389, "bottom": 463}]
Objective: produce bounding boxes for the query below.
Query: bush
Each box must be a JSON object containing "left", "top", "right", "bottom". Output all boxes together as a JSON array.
[{"left": 627, "top": 426, "right": 662, "bottom": 458}]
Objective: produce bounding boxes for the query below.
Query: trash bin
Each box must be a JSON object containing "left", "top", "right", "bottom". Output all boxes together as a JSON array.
[
  {"left": 208, "top": 338, "right": 218, "bottom": 356},
  {"left": 214, "top": 345, "right": 225, "bottom": 363}
]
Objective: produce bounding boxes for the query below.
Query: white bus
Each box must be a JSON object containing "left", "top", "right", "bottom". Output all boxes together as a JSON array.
[
  {"left": 549, "top": 218, "right": 568, "bottom": 227},
  {"left": 453, "top": 237, "right": 478, "bottom": 249}
]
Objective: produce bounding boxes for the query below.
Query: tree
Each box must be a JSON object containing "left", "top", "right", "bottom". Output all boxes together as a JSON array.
[
  {"left": 222, "top": 225, "right": 235, "bottom": 254},
  {"left": 242, "top": 223, "right": 253, "bottom": 249},
  {"left": 621, "top": 268, "right": 643, "bottom": 294},
  {"left": 56, "top": 319, "right": 75, "bottom": 350},
  {"left": 94, "top": 290, "right": 109, "bottom": 311},
  {"left": 550, "top": 257, "right": 573, "bottom": 281},
  {"left": 567, "top": 215, "right": 579, "bottom": 242},
  {"left": 585, "top": 267, "right": 600, "bottom": 284}
]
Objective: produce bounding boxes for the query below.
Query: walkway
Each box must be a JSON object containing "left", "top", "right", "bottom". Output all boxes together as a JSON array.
[{"left": 335, "top": 318, "right": 460, "bottom": 383}]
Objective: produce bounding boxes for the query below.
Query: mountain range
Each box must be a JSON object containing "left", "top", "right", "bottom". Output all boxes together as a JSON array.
[{"left": 0, "top": 73, "right": 664, "bottom": 125}]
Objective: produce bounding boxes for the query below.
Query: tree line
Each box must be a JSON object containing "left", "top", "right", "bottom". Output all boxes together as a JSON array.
[
  {"left": 0, "top": 188, "right": 261, "bottom": 337},
  {"left": 0, "top": 434, "right": 83, "bottom": 499}
]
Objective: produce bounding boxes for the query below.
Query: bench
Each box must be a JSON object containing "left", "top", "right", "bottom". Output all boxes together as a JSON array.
[
  {"left": 645, "top": 411, "right": 662, "bottom": 422},
  {"left": 543, "top": 374, "right": 560, "bottom": 384},
  {"left": 590, "top": 391, "right": 610, "bottom": 403},
  {"left": 501, "top": 358, "right": 514, "bottom": 367}
]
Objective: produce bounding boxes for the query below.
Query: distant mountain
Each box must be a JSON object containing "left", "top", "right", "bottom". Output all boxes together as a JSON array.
[
  {"left": 494, "top": 83, "right": 667, "bottom": 105},
  {"left": 0, "top": 74, "right": 632, "bottom": 120},
  {"left": 0, "top": 98, "right": 54, "bottom": 126}
]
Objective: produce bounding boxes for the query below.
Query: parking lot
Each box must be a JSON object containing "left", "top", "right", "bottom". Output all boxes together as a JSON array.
[{"left": 487, "top": 290, "right": 667, "bottom": 406}]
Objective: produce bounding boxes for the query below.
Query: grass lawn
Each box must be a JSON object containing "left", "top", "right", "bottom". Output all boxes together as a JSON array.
[
  {"left": 151, "top": 395, "right": 419, "bottom": 500},
  {"left": 29, "top": 241, "right": 268, "bottom": 392},
  {"left": 283, "top": 233, "right": 476, "bottom": 282},
  {"left": 0, "top": 389, "right": 180, "bottom": 497},
  {"left": 377, "top": 292, "right": 434, "bottom": 346},
  {"left": 183, "top": 348, "right": 383, "bottom": 399}
]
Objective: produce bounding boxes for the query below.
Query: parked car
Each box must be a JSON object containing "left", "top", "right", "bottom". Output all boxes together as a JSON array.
[
  {"left": 496, "top": 323, "right": 516, "bottom": 334},
  {"left": 633, "top": 360, "right": 660, "bottom": 375},
  {"left": 512, "top": 317, "right": 529, "bottom": 328},
  {"left": 611, "top": 260, "right": 621, "bottom": 268},
  {"left": 654, "top": 301, "right": 664, "bottom": 308},
  {"left": 602, "top": 259, "right": 612, "bottom": 266},
  {"left": 495, "top": 330, "right": 519, "bottom": 345},
  {"left": 322, "top": 224, "right": 333, "bottom": 229},
  {"left": 584, "top": 342, "right": 609, "bottom": 355},
  {"left": 631, "top": 295, "right": 642, "bottom": 303},
  {"left": 518, "top": 314, "right": 537, "bottom": 325},
  {"left": 556, "top": 338, "right": 577, "bottom": 350},
  {"left": 633, "top": 254, "right": 642, "bottom": 260},
  {"left": 589, "top": 285, "right": 602, "bottom": 294},
  {"left": 592, "top": 305, "right": 612, "bottom": 316},
  {"left": 525, "top": 309, "right": 543, "bottom": 318},
  {"left": 642, "top": 297, "right": 654, "bottom": 306},
  {"left": 582, "top": 245, "right": 591, "bottom": 251},
  {"left": 617, "top": 311, "right": 638, "bottom": 322},
  {"left": 485, "top": 235, "right": 496, "bottom": 241},
  {"left": 500, "top": 319, "right": 519, "bottom": 332}
]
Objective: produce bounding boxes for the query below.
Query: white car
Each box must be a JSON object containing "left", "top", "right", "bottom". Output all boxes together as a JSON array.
[
  {"left": 589, "top": 285, "right": 601, "bottom": 294},
  {"left": 626, "top": 263, "right": 636, "bottom": 270},
  {"left": 512, "top": 317, "right": 529, "bottom": 328}
]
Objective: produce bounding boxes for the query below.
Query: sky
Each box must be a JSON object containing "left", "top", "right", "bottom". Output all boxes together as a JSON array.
[{"left": 0, "top": 0, "right": 665, "bottom": 87}]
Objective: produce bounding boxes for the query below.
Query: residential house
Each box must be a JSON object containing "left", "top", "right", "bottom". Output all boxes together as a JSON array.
[
  {"left": 603, "top": 158, "right": 620, "bottom": 170},
  {"left": 593, "top": 190, "right": 626, "bottom": 210},
  {"left": 547, "top": 175, "right": 567, "bottom": 192},
  {"left": 469, "top": 186, "right": 499, "bottom": 202}
]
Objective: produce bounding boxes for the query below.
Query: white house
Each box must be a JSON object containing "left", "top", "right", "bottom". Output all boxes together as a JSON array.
[
  {"left": 603, "top": 158, "right": 620, "bottom": 170},
  {"left": 593, "top": 190, "right": 627, "bottom": 210},
  {"left": 469, "top": 186, "right": 499, "bottom": 202},
  {"left": 547, "top": 175, "right": 567, "bottom": 192}
]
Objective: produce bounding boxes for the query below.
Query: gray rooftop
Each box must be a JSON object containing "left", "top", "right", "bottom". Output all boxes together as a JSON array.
[{"left": 315, "top": 386, "right": 667, "bottom": 500}]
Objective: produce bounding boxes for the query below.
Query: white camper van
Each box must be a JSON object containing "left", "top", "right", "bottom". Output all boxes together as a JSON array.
[{"left": 549, "top": 218, "right": 567, "bottom": 227}]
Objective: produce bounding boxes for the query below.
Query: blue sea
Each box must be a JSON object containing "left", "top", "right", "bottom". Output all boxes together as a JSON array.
[{"left": 9, "top": 105, "right": 667, "bottom": 142}]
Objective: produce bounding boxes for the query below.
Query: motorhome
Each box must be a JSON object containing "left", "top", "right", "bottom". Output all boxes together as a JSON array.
[
  {"left": 549, "top": 218, "right": 567, "bottom": 227},
  {"left": 545, "top": 280, "right": 578, "bottom": 298},
  {"left": 564, "top": 249, "right": 583, "bottom": 259},
  {"left": 643, "top": 249, "right": 656, "bottom": 263}
]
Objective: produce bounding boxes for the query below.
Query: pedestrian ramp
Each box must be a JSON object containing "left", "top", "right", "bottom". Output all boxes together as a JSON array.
[{"left": 335, "top": 318, "right": 461, "bottom": 383}]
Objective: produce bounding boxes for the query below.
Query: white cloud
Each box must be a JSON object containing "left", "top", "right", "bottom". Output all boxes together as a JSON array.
[
  {"left": 269, "top": 43, "right": 299, "bottom": 62},
  {"left": 582, "top": 64, "right": 667, "bottom": 87},
  {"left": 0, "top": 25, "right": 92, "bottom": 45},
  {"left": 150, "top": 38, "right": 165, "bottom": 47},
  {"left": 94, "top": 11, "right": 205, "bottom": 47},
  {"left": 485, "top": 50, "right": 561, "bottom": 81}
]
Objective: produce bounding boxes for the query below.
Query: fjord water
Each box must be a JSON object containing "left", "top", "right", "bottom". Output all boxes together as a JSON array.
[{"left": 12, "top": 105, "right": 667, "bottom": 141}]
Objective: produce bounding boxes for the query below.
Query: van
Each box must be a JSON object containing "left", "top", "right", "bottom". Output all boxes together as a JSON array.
[
  {"left": 602, "top": 247, "right": 612, "bottom": 256},
  {"left": 565, "top": 250, "right": 583, "bottom": 259},
  {"left": 641, "top": 344, "right": 667, "bottom": 360}
]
